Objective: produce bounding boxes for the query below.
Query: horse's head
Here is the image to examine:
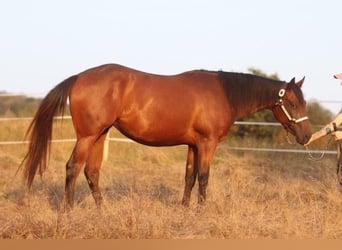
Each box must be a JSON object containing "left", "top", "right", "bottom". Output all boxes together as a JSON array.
[{"left": 271, "top": 77, "right": 311, "bottom": 145}]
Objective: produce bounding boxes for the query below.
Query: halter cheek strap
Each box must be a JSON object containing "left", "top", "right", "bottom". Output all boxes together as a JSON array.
[{"left": 276, "top": 89, "right": 309, "bottom": 124}]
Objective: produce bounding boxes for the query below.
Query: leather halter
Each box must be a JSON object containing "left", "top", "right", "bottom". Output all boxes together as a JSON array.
[{"left": 275, "top": 88, "right": 309, "bottom": 124}]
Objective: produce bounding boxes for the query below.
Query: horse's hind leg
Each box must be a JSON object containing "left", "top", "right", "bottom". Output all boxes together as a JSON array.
[
  {"left": 64, "top": 136, "right": 96, "bottom": 209},
  {"left": 84, "top": 132, "right": 107, "bottom": 208}
]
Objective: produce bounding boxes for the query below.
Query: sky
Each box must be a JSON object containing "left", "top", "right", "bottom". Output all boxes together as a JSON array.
[{"left": 1, "top": 0, "right": 341, "bottom": 113}]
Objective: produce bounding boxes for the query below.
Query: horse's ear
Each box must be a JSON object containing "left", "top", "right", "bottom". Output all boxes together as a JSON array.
[
  {"left": 296, "top": 76, "right": 305, "bottom": 88},
  {"left": 287, "top": 77, "right": 296, "bottom": 88}
]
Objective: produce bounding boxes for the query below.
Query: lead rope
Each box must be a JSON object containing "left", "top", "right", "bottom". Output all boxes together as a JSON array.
[
  {"left": 286, "top": 131, "right": 331, "bottom": 161},
  {"left": 305, "top": 137, "right": 332, "bottom": 161}
]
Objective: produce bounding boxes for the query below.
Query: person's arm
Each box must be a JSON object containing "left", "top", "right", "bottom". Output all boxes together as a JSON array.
[{"left": 305, "top": 110, "right": 342, "bottom": 145}]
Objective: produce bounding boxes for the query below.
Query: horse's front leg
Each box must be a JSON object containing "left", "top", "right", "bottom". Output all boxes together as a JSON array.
[
  {"left": 196, "top": 139, "right": 217, "bottom": 204},
  {"left": 182, "top": 145, "right": 198, "bottom": 206}
]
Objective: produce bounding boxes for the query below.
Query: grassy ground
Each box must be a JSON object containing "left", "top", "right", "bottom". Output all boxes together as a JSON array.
[{"left": 0, "top": 120, "right": 342, "bottom": 239}]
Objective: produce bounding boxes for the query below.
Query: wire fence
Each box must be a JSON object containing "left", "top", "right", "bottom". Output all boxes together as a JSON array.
[{"left": 0, "top": 116, "right": 337, "bottom": 156}]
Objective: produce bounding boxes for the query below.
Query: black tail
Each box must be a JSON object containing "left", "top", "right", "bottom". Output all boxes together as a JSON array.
[{"left": 22, "top": 75, "right": 78, "bottom": 187}]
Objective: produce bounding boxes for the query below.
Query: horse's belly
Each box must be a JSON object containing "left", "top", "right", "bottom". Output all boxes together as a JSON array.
[{"left": 113, "top": 118, "right": 191, "bottom": 146}]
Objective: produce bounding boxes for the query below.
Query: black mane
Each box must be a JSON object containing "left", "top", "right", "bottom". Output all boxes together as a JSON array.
[{"left": 218, "top": 71, "right": 286, "bottom": 118}]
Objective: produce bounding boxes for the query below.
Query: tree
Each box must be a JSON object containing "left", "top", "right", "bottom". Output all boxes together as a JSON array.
[
  {"left": 306, "top": 100, "right": 333, "bottom": 126},
  {"left": 0, "top": 93, "right": 42, "bottom": 117}
]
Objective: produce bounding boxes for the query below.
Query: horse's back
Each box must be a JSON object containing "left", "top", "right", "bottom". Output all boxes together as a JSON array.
[{"left": 69, "top": 64, "right": 232, "bottom": 145}]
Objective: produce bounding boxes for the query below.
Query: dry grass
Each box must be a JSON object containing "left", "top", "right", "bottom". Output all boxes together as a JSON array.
[{"left": 1, "top": 120, "right": 342, "bottom": 239}]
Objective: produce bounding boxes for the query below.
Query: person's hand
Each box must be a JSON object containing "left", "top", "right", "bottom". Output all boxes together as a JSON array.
[
  {"left": 304, "top": 136, "right": 313, "bottom": 146},
  {"left": 333, "top": 131, "right": 342, "bottom": 141},
  {"left": 304, "top": 129, "right": 328, "bottom": 146}
]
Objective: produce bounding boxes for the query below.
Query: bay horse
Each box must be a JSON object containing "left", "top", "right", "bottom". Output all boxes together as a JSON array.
[{"left": 22, "top": 64, "right": 311, "bottom": 208}]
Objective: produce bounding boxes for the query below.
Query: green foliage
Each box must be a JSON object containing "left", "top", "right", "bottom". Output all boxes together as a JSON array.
[
  {"left": 232, "top": 109, "right": 281, "bottom": 139},
  {"left": 248, "top": 67, "right": 280, "bottom": 81},
  {"left": 306, "top": 100, "right": 333, "bottom": 126},
  {"left": 0, "top": 93, "right": 41, "bottom": 117}
]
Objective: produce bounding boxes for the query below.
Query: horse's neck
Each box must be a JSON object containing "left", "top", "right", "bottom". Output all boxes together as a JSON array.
[{"left": 231, "top": 80, "right": 282, "bottom": 120}]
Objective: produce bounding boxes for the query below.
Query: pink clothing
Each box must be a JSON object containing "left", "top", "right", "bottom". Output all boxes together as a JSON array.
[{"left": 334, "top": 73, "right": 342, "bottom": 79}]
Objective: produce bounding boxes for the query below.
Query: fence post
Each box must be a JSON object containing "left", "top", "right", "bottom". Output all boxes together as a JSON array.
[{"left": 103, "top": 131, "right": 110, "bottom": 161}]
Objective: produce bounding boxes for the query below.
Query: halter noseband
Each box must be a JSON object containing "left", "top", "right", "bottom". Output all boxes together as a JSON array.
[{"left": 275, "top": 88, "right": 309, "bottom": 124}]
